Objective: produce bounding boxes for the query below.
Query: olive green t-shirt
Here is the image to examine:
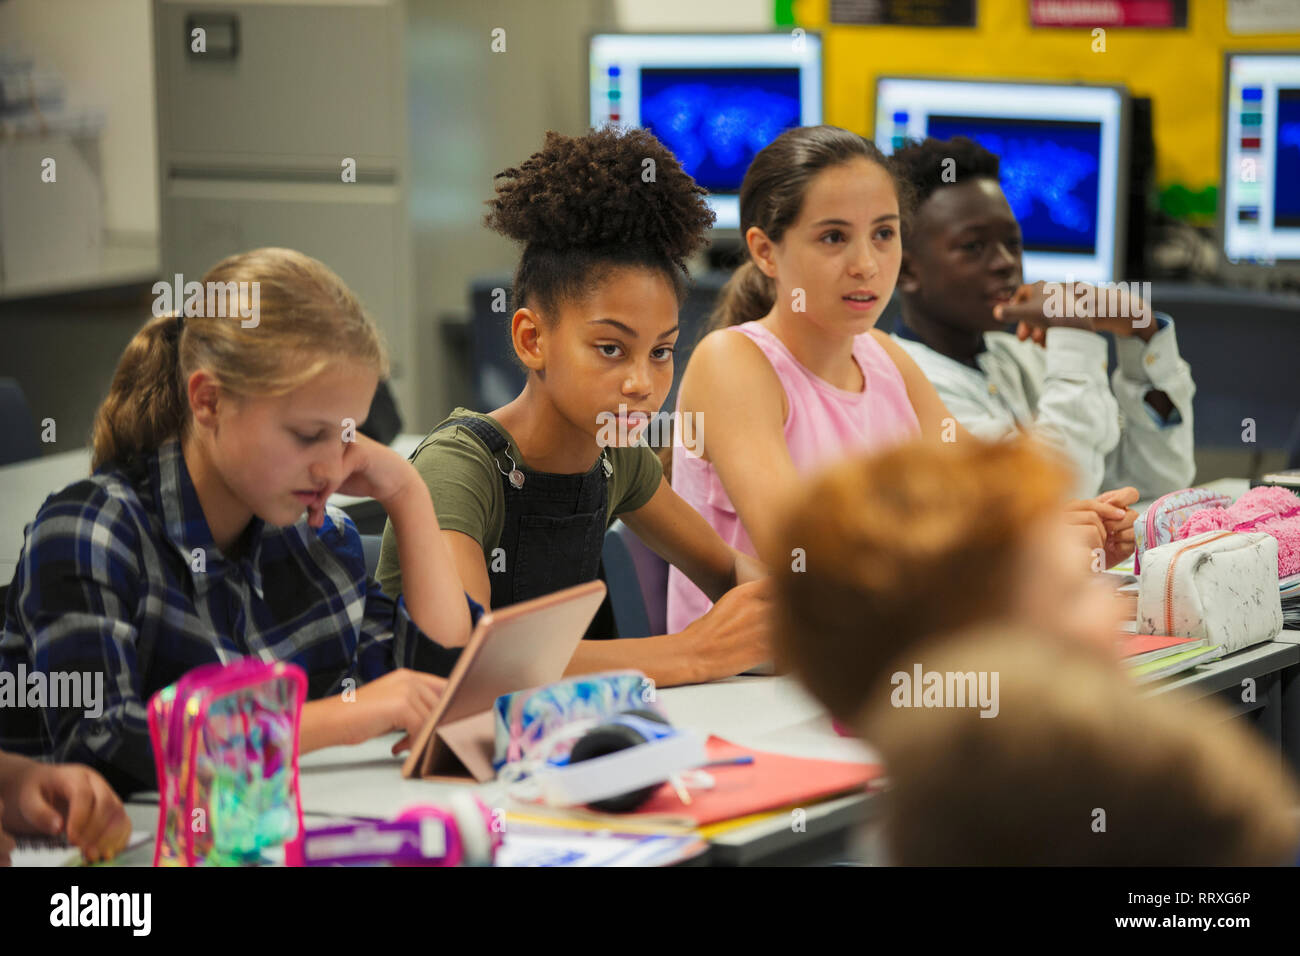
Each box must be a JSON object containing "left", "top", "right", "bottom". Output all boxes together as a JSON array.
[{"left": 375, "top": 407, "right": 663, "bottom": 599}]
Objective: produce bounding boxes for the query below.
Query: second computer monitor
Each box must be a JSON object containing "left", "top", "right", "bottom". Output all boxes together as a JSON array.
[{"left": 875, "top": 77, "right": 1129, "bottom": 284}]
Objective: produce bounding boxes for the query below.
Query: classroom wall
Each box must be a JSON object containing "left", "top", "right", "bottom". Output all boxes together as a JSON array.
[
  {"left": 0, "top": 0, "right": 159, "bottom": 454},
  {"left": 405, "top": 0, "right": 618, "bottom": 428},
  {"left": 0, "top": 0, "right": 159, "bottom": 238},
  {"left": 4, "top": 0, "right": 1295, "bottom": 472},
  {"left": 794, "top": 0, "right": 1300, "bottom": 201},
  {"left": 406, "top": 0, "right": 770, "bottom": 427},
  {"left": 614, "top": 0, "right": 771, "bottom": 29}
]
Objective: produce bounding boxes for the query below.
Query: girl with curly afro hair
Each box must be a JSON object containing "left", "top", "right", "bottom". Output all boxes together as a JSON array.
[{"left": 376, "top": 127, "right": 773, "bottom": 687}]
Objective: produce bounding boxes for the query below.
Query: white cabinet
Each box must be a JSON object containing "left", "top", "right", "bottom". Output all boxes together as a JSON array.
[
  {"left": 154, "top": 0, "right": 415, "bottom": 416},
  {"left": 161, "top": 178, "right": 411, "bottom": 382},
  {"left": 0, "top": 132, "right": 104, "bottom": 293},
  {"left": 155, "top": 1, "right": 404, "bottom": 171}
]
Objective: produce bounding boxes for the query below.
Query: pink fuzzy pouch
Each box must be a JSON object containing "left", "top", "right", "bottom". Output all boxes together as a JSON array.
[{"left": 1173, "top": 486, "right": 1300, "bottom": 578}]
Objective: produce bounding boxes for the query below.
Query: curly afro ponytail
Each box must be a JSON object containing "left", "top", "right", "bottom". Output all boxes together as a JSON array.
[{"left": 485, "top": 126, "right": 715, "bottom": 317}]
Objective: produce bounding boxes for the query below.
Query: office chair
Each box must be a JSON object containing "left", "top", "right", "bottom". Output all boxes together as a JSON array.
[
  {"left": 602, "top": 521, "right": 669, "bottom": 639},
  {"left": 0, "top": 378, "right": 42, "bottom": 466}
]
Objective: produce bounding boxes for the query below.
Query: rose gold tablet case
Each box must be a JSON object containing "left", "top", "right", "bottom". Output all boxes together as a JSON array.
[{"left": 401, "top": 580, "right": 607, "bottom": 782}]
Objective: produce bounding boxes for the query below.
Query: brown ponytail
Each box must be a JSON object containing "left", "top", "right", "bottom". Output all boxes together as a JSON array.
[
  {"left": 707, "top": 125, "right": 909, "bottom": 335},
  {"left": 91, "top": 247, "right": 388, "bottom": 471},
  {"left": 707, "top": 261, "right": 776, "bottom": 332},
  {"left": 91, "top": 314, "right": 188, "bottom": 472}
]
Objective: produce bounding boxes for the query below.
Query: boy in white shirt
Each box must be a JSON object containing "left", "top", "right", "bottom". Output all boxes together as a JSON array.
[{"left": 890, "top": 136, "right": 1196, "bottom": 499}]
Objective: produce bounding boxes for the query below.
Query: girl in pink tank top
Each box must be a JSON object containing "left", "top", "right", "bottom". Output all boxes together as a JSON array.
[
  {"left": 667, "top": 127, "right": 959, "bottom": 634},
  {"left": 668, "top": 323, "right": 922, "bottom": 631}
]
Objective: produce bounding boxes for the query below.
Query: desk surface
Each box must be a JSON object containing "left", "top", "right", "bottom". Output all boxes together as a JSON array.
[
  {"left": 1145, "top": 638, "right": 1299, "bottom": 699},
  {"left": 86, "top": 642, "right": 1300, "bottom": 867},
  {"left": 290, "top": 675, "right": 880, "bottom": 866},
  {"left": 292, "top": 641, "right": 1295, "bottom": 814},
  {"left": 90, "top": 676, "right": 874, "bottom": 867},
  {"left": 294, "top": 675, "right": 879, "bottom": 819},
  {"left": 104, "top": 675, "right": 878, "bottom": 867},
  {"left": 0, "top": 447, "right": 92, "bottom": 583}
]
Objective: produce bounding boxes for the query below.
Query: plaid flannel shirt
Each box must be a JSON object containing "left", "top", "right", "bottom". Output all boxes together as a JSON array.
[{"left": 0, "top": 438, "right": 475, "bottom": 795}]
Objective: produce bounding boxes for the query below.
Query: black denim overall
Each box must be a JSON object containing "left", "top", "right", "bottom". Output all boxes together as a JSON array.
[{"left": 425, "top": 416, "right": 617, "bottom": 638}]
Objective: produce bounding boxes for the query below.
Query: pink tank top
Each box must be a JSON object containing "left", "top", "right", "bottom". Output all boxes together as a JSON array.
[{"left": 666, "top": 321, "right": 921, "bottom": 634}]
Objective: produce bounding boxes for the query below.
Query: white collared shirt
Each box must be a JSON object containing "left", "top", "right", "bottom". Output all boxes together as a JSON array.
[{"left": 893, "top": 317, "right": 1197, "bottom": 498}]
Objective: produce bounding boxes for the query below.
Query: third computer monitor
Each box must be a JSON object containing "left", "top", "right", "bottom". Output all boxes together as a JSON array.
[
  {"left": 875, "top": 76, "right": 1129, "bottom": 285},
  {"left": 1222, "top": 52, "right": 1300, "bottom": 273}
]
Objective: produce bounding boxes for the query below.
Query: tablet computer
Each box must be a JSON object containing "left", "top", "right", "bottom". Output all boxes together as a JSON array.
[{"left": 401, "top": 580, "right": 607, "bottom": 782}]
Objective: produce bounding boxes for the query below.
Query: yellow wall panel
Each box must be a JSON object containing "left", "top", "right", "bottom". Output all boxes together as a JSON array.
[{"left": 794, "top": 0, "right": 1300, "bottom": 188}]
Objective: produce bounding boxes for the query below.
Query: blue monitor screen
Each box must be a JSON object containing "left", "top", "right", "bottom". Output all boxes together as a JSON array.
[
  {"left": 925, "top": 115, "right": 1103, "bottom": 255},
  {"left": 1273, "top": 89, "right": 1300, "bottom": 227},
  {"left": 639, "top": 68, "right": 801, "bottom": 193}
]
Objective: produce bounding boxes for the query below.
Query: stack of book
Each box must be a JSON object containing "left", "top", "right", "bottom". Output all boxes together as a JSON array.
[
  {"left": 1120, "top": 634, "right": 1221, "bottom": 684},
  {"left": 499, "top": 736, "right": 882, "bottom": 866},
  {"left": 1281, "top": 574, "right": 1300, "bottom": 628}
]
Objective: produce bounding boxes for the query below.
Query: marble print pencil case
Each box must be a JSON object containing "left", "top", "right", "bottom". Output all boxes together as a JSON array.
[{"left": 1137, "top": 531, "right": 1282, "bottom": 653}]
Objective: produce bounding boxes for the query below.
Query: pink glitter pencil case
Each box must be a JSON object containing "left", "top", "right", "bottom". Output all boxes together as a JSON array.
[
  {"left": 1134, "top": 488, "right": 1233, "bottom": 574},
  {"left": 147, "top": 658, "right": 307, "bottom": 866}
]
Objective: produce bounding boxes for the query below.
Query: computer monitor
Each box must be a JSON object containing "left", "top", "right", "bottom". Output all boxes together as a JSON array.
[
  {"left": 874, "top": 77, "right": 1130, "bottom": 284},
  {"left": 1221, "top": 52, "right": 1300, "bottom": 274},
  {"left": 589, "top": 33, "right": 823, "bottom": 232}
]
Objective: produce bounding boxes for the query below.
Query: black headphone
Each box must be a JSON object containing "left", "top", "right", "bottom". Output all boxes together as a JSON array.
[{"left": 567, "top": 709, "right": 673, "bottom": 812}]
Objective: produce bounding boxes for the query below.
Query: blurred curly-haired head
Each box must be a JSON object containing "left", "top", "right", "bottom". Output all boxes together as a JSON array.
[
  {"left": 484, "top": 127, "right": 715, "bottom": 318},
  {"left": 862, "top": 624, "right": 1300, "bottom": 865},
  {"left": 770, "top": 435, "right": 1072, "bottom": 724},
  {"left": 890, "top": 136, "right": 1000, "bottom": 236}
]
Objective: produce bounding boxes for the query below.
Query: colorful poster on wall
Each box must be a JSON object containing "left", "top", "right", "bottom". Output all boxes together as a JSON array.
[
  {"left": 830, "top": 0, "right": 976, "bottom": 27},
  {"left": 1029, "top": 0, "right": 1187, "bottom": 28}
]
